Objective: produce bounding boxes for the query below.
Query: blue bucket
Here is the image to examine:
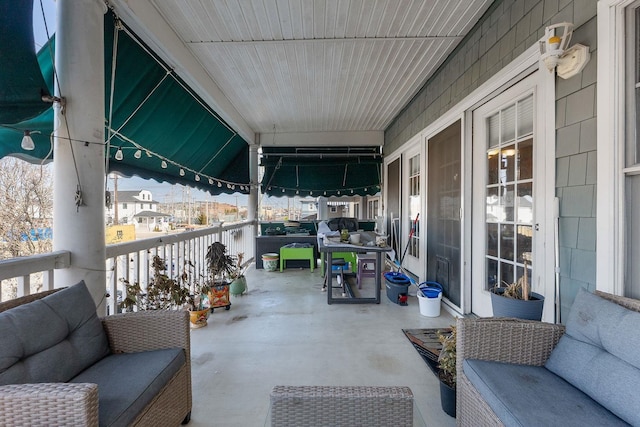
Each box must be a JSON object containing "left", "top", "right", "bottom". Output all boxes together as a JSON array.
[
  {"left": 384, "top": 272, "right": 411, "bottom": 285},
  {"left": 418, "top": 281, "right": 442, "bottom": 298}
]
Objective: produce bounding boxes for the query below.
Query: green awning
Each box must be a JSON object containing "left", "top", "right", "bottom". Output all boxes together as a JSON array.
[
  {"left": 0, "top": 9, "right": 249, "bottom": 195},
  {"left": 260, "top": 146, "right": 382, "bottom": 197},
  {"left": 0, "top": 0, "right": 51, "bottom": 125}
]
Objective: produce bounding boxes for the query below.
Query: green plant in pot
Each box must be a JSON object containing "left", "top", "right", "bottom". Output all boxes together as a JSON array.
[
  {"left": 205, "top": 242, "right": 235, "bottom": 310},
  {"left": 437, "top": 326, "right": 457, "bottom": 418},
  {"left": 120, "top": 255, "right": 189, "bottom": 311},
  {"left": 229, "top": 252, "right": 249, "bottom": 296},
  {"left": 490, "top": 253, "right": 545, "bottom": 320},
  {"left": 120, "top": 255, "right": 211, "bottom": 327}
]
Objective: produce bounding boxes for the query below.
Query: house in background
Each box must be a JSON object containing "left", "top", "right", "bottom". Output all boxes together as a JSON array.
[{"left": 106, "top": 190, "right": 167, "bottom": 229}]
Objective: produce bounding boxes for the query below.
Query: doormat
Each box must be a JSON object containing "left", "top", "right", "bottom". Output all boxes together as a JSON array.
[{"left": 402, "top": 328, "right": 451, "bottom": 376}]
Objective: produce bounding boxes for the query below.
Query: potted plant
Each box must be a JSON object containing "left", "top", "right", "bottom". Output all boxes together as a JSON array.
[
  {"left": 229, "top": 252, "right": 249, "bottom": 296},
  {"left": 120, "top": 255, "right": 211, "bottom": 328},
  {"left": 205, "top": 242, "right": 235, "bottom": 311},
  {"left": 490, "top": 254, "right": 544, "bottom": 320},
  {"left": 437, "top": 325, "right": 457, "bottom": 418}
]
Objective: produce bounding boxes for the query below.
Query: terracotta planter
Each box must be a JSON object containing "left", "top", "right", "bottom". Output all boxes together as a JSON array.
[
  {"left": 490, "top": 288, "right": 545, "bottom": 320},
  {"left": 189, "top": 308, "right": 210, "bottom": 329}
]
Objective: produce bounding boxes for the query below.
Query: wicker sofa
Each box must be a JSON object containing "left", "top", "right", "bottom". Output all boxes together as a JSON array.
[
  {"left": 457, "top": 289, "right": 640, "bottom": 426},
  {"left": 0, "top": 281, "right": 192, "bottom": 427}
]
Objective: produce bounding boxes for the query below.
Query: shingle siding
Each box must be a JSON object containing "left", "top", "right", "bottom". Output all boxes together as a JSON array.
[{"left": 384, "top": 0, "right": 598, "bottom": 321}]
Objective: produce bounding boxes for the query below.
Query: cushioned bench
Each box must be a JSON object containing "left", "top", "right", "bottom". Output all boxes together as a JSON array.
[
  {"left": 0, "top": 281, "right": 192, "bottom": 427},
  {"left": 457, "top": 289, "right": 640, "bottom": 426}
]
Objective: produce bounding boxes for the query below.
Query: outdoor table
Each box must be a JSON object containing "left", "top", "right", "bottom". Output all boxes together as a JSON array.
[{"left": 317, "top": 231, "right": 391, "bottom": 304}]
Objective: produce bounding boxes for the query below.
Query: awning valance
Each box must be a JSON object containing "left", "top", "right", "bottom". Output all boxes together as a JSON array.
[
  {"left": 0, "top": 0, "right": 51, "bottom": 125},
  {"left": 0, "top": 9, "right": 249, "bottom": 195},
  {"left": 260, "top": 146, "right": 382, "bottom": 197}
]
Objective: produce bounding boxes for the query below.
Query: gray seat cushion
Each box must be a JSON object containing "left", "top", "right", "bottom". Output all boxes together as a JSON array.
[
  {"left": 70, "top": 347, "right": 185, "bottom": 427},
  {"left": 0, "top": 281, "right": 110, "bottom": 385},
  {"left": 545, "top": 288, "right": 640, "bottom": 425},
  {"left": 463, "top": 359, "right": 628, "bottom": 427}
]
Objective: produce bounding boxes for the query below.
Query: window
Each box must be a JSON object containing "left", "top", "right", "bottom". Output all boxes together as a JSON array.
[
  {"left": 408, "top": 154, "right": 420, "bottom": 258},
  {"left": 368, "top": 199, "right": 379, "bottom": 219},
  {"left": 624, "top": 3, "right": 640, "bottom": 297},
  {"left": 122, "top": 203, "right": 127, "bottom": 209},
  {"left": 483, "top": 95, "right": 534, "bottom": 290}
]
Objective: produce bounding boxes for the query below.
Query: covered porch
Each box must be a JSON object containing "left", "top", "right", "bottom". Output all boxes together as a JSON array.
[
  {"left": 187, "top": 266, "right": 455, "bottom": 426},
  {"left": 4, "top": 0, "right": 636, "bottom": 425}
]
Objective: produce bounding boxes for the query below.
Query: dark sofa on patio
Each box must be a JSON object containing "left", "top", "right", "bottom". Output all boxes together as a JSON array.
[
  {"left": 0, "top": 281, "right": 191, "bottom": 427},
  {"left": 457, "top": 289, "right": 640, "bottom": 426}
]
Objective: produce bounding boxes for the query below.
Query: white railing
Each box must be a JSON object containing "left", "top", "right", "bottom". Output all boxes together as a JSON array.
[{"left": 0, "top": 221, "right": 256, "bottom": 311}]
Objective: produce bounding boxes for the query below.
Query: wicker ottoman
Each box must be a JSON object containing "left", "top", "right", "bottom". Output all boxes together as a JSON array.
[{"left": 270, "top": 385, "right": 413, "bottom": 427}]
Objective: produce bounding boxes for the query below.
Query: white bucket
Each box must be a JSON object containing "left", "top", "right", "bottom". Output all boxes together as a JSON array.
[{"left": 417, "top": 290, "right": 442, "bottom": 317}]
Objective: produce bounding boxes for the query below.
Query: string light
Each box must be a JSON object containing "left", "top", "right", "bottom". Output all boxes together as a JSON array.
[
  {"left": 21, "top": 130, "right": 36, "bottom": 151},
  {"left": 103, "top": 140, "right": 252, "bottom": 191}
]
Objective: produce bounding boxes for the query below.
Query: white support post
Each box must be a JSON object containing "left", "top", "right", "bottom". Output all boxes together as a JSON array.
[
  {"left": 248, "top": 143, "right": 259, "bottom": 258},
  {"left": 53, "top": 0, "right": 107, "bottom": 313}
]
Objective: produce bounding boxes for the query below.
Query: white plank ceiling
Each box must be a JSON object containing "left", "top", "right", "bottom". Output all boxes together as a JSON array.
[{"left": 118, "top": 0, "right": 492, "bottom": 140}]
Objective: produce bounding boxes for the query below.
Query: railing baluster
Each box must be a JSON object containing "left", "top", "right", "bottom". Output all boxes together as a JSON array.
[{"left": 0, "top": 221, "right": 256, "bottom": 303}]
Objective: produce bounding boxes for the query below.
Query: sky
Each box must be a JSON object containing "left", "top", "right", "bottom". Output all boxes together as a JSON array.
[{"left": 31, "top": 0, "right": 248, "bottom": 205}]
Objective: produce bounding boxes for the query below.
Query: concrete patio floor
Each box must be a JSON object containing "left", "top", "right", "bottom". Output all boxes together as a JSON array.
[{"left": 188, "top": 264, "right": 457, "bottom": 426}]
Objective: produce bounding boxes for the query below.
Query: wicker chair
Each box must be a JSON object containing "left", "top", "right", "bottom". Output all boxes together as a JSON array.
[
  {"left": 456, "top": 291, "right": 640, "bottom": 426},
  {"left": 0, "top": 288, "right": 192, "bottom": 427}
]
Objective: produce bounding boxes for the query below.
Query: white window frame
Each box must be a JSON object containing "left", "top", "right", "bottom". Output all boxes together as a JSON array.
[
  {"left": 597, "top": 0, "right": 636, "bottom": 295},
  {"left": 384, "top": 42, "right": 552, "bottom": 315}
]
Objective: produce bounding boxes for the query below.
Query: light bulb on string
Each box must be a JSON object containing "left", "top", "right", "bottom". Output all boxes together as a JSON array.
[
  {"left": 179, "top": 168, "right": 185, "bottom": 176},
  {"left": 134, "top": 149, "right": 142, "bottom": 159},
  {"left": 217, "top": 182, "right": 222, "bottom": 188},
  {"left": 208, "top": 178, "right": 214, "bottom": 185},
  {"left": 195, "top": 175, "right": 200, "bottom": 182},
  {"left": 161, "top": 160, "right": 167, "bottom": 169},
  {"left": 21, "top": 130, "right": 36, "bottom": 150},
  {"left": 115, "top": 147, "right": 123, "bottom": 161}
]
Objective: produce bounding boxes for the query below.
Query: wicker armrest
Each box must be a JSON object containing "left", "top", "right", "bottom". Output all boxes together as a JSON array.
[
  {"left": 0, "top": 383, "right": 98, "bottom": 427},
  {"left": 456, "top": 317, "right": 565, "bottom": 367},
  {"left": 101, "top": 310, "right": 190, "bottom": 356}
]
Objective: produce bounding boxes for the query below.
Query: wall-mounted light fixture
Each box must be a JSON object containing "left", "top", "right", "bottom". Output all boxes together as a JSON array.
[
  {"left": 21, "top": 130, "right": 40, "bottom": 151},
  {"left": 539, "top": 22, "right": 590, "bottom": 79}
]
